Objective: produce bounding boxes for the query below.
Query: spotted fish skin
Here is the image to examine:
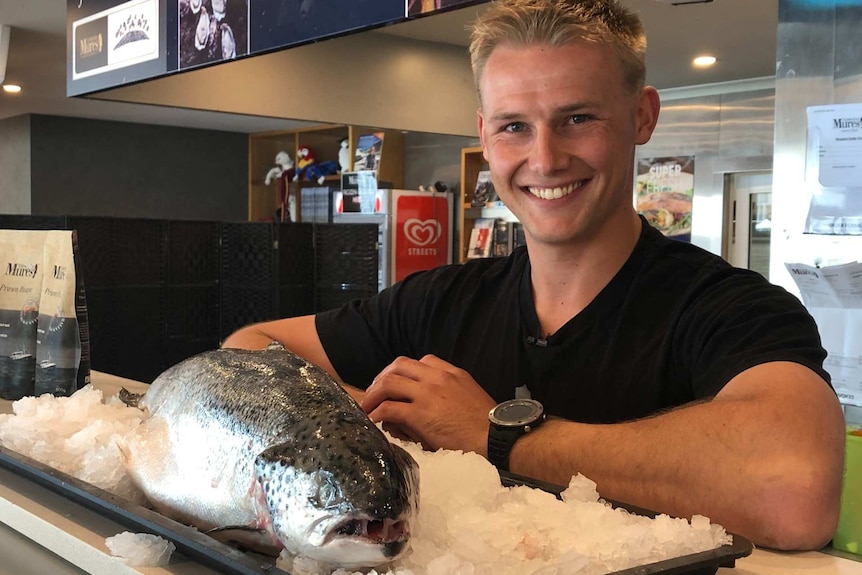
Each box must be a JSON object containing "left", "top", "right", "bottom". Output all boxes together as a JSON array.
[{"left": 121, "top": 347, "right": 419, "bottom": 568}]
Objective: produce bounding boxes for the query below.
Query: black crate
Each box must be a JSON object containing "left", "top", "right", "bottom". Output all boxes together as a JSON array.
[
  {"left": 315, "top": 223, "right": 379, "bottom": 291},
  {"left": 220, "top": 222, "right": 275, "bottom": 287},
  {"left": 69, "top": 217, "right": 115, "bottom": 289},
  {"left": 84, "top": 287, "right": 117, "bottom": 376},
  {"left": 218, "top": 286, "right": 277, "bottom": 342},
  {"left": 0, "top": 215, "right": 68, "bottom": 230},
  {"left": 164, "top": 285, "right": 219, "bottom": 342},
  {"left": 277, "top": 222, "right": 315, "bottom": 285},
  {"left": 219, "top": 222, "right": 278, "bottom": 340},
  {"left": 111, "top": 286, "right": 163, "bottom": 383},
  {"left": 278, "top": 285, "right": 315, "bottom": 318},
  {"left": 112, "top": 219, "right": 166, "bottom": 287},
  {"left": 166, "top": 221, "right": 220, "bottom": 286}
]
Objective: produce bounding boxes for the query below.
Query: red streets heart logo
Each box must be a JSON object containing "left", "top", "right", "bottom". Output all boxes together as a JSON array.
[{"left": 404, "top": 218, "right": 441, "bottom": 247}]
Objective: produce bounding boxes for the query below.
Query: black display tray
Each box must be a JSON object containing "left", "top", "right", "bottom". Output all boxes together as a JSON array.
[{"left": 0, "top": 445, "right": 752, "bottom": 575}]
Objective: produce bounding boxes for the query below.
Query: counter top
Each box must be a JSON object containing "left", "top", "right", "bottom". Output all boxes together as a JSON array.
[
  {"left": 720, "top": 548, "right": 862, "bottom": 574},
  {"left": 1, "top": 372, "right": 860, "bottom": 575}
]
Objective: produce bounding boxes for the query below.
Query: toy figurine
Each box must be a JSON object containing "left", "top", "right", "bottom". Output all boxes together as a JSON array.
[
  {"left": 338, "top": 138, "right": 350, "bottom": 173},
  {"left": 264, "top": 151, "right": 296, "bottom": 222},
  {"left": 293, "top": 146, "right": 341, "bottom": 185}
]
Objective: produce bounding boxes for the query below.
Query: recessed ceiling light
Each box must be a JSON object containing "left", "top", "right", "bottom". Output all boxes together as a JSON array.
[
  {"left": 693, "top": 56, "right": 717, "bottom": 68},
  {"left": 2, "top": 84, "right": 22, "bottom": 93}
]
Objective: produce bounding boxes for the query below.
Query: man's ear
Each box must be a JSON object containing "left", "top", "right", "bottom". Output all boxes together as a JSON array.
[
  {"left": 477, "top": 109, "right": 489, "bottom": 162},
  {"left": 634, "top": 87, "right": 661, "bottom": 145}
]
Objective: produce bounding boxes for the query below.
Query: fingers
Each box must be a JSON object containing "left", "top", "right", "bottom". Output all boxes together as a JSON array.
[
  {"left": 367, "top": 398, "right": 428, "bottom": 448},
  {"left": 360, "top": 362, "right": 419, "bottom": 413}
]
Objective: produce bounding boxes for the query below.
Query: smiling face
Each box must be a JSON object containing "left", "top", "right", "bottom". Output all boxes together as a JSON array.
[{"left": 478, "top": 40, "right": 659, "bottom": 252}]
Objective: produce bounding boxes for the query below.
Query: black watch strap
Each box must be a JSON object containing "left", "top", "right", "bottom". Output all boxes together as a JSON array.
[{"left": 487, "top": 425, "right": 527, "bottom": 472}]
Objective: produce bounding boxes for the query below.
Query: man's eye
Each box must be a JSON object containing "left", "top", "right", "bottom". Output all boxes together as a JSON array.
[
  {"left": 503, "top": 122, "right": 526, "bottom": 133},
  {"left": 568, "top": 115, "right": 590, "bottom": 125}
]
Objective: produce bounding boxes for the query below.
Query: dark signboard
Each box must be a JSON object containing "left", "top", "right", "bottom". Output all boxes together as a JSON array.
[
  {"left": 68, "top": 0, "right": 167, "bottom": 96},
  {"left": 67, "top": 0, "right": 484, "bottom": 97}
]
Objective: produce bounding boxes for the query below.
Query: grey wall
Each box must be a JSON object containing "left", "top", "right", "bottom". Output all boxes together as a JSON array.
[
  {"left": 28, "top": 115, "right": 249, "bottom": 221},
  {"left": 403, "top": 131, "right": 479, "bottom": 193},
  {"left": 0, "top": 115, "right": 32, "bottom": 213}
]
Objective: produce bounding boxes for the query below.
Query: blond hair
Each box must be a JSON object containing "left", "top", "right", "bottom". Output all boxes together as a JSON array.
[{"left": 469, "top": 0, "right": 647, "bottom": 97}]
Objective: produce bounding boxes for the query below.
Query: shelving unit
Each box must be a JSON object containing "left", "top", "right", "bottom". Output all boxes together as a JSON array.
[
  {"left": 458, "top": 146, "right": 519, "bottom": 262},
  {"left": 248, "top": 125, "right": 404, "bottom": 222}
]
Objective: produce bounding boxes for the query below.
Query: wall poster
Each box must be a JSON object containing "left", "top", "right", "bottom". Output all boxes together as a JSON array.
[{"left": 635, "top": 156, "right": 695, "bottom": 243}]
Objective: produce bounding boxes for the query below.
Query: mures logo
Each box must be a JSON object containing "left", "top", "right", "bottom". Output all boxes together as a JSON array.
[
  {"left": 404, "top": 219, "right": 441, "bottom": 247},
  {"left": 79, "top": 33, "right": 103, "bottom": 57},
  {"left": 6, "top": 263, "right": 38, "bottom": 278}
]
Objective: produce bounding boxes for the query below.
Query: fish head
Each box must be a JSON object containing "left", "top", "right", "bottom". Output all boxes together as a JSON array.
[{"left": 254, "top": 428, "right": 419, "bottom": 569}]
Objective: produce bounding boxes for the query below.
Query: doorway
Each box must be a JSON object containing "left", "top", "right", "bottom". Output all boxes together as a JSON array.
[{"left": 723, "top": 171, "right": 772, "bottom": 280}]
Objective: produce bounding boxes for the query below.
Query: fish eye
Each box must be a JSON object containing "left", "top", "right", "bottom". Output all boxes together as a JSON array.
[{"left": 314, "top": 477, "right": 341, "bottom": 508}]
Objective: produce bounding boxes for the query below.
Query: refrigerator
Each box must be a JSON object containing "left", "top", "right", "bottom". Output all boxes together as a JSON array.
[{"left": 332, "top": 188, "right": 453, "bottom": 291}]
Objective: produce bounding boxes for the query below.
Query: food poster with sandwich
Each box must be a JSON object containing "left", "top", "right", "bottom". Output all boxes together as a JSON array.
[{"left": 635, "top": 156, "right": 695, "bottom": 243}]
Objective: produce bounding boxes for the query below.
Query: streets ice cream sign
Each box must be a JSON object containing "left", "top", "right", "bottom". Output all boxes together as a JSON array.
[
  {"left": 73, "top": 0, "right": 158, "bottom": 79},
  {"left": 394, "top": 195, "right": 450, "bottom": 283},
  {"left": 403, "top": 219, "right": 442, "bottom": 256}
]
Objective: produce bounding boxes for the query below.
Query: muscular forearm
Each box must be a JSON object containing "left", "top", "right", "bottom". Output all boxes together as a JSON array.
[{"left": 509, "top": 363, "right": 845, "bottom": 550}]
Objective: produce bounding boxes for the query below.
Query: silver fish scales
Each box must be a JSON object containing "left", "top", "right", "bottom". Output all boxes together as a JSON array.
[{"left": 121, "top": 346, "right": 419, "bottom": 569}]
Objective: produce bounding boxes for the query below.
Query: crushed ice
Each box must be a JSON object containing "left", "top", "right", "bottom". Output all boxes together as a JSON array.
[
  {"left": 106, "top": 531, "right": 175, "bottom": 566},
  {"left": 1, "top": 386, "right": 732, "bottom": 575},
  {"left": 279, "top": 440, "right": 732, "bottom": 575}
]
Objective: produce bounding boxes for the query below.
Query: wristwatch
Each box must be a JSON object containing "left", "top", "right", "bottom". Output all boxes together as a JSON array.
[{"left": 487, "top": 399, "right": 545, "bottom": 472}]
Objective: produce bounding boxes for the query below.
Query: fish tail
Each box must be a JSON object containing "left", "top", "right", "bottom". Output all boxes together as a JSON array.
[{"left": 118, "top": 387, "right": 145, "bottom": 408}]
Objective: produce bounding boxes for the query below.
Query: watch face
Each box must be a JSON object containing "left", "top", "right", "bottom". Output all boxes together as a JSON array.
[{"left": 490, "top": 399, "right": 543, "bottom": 427}]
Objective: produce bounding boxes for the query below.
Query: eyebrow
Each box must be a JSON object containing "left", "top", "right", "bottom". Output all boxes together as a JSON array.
[{"left": 487, "top": 102, "right": 596, "bottom": 123}]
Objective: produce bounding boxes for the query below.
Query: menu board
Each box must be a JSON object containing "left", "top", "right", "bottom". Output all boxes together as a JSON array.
[{"left": 68, "top": 0, "right": 488, "bottom": 96}]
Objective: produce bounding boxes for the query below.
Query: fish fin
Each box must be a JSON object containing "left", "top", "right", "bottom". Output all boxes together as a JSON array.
[
  {"left": 118, "top": 387, "right": 145, "bottom": 408},
  {"left": 265, "top": 340, "right": 286, "bottom": 352}
]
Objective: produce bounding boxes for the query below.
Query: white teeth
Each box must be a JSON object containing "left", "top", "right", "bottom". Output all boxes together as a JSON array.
[{"left": 528, "top": 182, "right": 580, "bottom": 200}]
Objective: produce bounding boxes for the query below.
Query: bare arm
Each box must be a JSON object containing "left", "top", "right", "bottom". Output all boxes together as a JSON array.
[
  {"left": 221, "top": 316, "right": 366, "bottom": 402},
  {"left": 362, "top": 358, "right": 845, "bottom": 550},
  {"left": 509, "top": 361, "right": 845, "bottom": 550}
]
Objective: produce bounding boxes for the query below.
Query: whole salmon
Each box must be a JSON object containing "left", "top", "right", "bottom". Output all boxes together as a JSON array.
[{"left": 120, "top": 346, "right": 419, "bottom": 569}]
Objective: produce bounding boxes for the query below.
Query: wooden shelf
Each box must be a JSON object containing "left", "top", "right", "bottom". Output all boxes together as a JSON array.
[{"left": 248, "top": 124, "right": 404, "bottom": 222}]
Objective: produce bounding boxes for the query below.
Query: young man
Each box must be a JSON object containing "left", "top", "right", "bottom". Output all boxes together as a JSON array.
[{"left": 223, "top": 0, "right": 844, "bottom": 551}]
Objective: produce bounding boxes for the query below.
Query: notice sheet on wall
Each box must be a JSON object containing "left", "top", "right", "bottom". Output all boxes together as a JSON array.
[
  {"left": 804, "top": 103, "right": 862, "bottom": 235},
  {"left": 786, "top": 261, "right": 862, "bottom": 406}
]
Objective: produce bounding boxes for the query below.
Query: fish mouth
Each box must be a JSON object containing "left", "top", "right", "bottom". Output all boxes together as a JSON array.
[{"left": 327, "top": 517, "right": 410, "bottom": 548}]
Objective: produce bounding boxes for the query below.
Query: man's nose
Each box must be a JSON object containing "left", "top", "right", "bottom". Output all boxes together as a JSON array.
[{"left": 529, "top": 127, "right": 568, "bottom": 175}]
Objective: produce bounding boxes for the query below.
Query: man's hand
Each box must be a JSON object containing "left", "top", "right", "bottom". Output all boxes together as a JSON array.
[{"left": 360, "top": 355, "right": 497, "bottom": 455}]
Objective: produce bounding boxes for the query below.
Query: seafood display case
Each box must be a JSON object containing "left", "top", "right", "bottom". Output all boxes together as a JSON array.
[{"left": 0, "top": 443, "right": 753, "bottom": 575}]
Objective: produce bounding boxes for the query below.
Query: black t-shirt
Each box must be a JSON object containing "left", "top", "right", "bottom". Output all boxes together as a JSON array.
[{"left": 316, "top": 220, "right": 830, "bottom": 424}]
